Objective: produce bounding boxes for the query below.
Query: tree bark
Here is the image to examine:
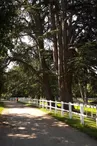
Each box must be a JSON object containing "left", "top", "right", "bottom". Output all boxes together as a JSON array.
[
  {"left": 78, "top": 81, "right": 84, "bottom": 100},
  {"left": 56, "top": 0, "right": 73, "bottom": 103},
  {"left": 50, "top": 3, "right": 58, "bottom": 71},
  {"left": 37, "top": 12, "right": 54, "bottom": 100}
]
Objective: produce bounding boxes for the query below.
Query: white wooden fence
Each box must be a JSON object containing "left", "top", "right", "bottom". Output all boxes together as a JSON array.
[{"left": 19, "top": 98, "right": 97, "bottom": 126}]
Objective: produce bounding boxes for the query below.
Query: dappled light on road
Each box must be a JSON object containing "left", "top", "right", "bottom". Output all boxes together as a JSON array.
[
  {"left": 8, "top": 133, "right": 37, "bottom": 139},
  {"left": 0, "top": 101, "right": 97, "bottom": 146},
  {"left": 18, "top": 127, "right": 26, "bottom": 130},
  {"left": 51, "top": 121, "right": 69, "bottom": 127}
]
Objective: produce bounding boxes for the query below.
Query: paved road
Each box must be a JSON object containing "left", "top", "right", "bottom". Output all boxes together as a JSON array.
[{"left": 0, "top": 101, "right": 97, "bottom": 146}]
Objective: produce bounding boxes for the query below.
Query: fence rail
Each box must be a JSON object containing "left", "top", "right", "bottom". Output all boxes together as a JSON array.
[{"left": 19, "top": 98, "right": 97, "bottom": 126}]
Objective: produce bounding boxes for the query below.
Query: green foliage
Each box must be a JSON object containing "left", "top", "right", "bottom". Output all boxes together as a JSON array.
[
  {"left": 72, "top": 42, "right": 97, "bottom": 99},
  {"left": 1, "top": 0, "right": 97, "bottom": 101},
  {"left": 0, "top": 0, "right": 18, "bottom": 97},
  {"left": 3, "top": 65, "right": 42, "bottom": 98}
]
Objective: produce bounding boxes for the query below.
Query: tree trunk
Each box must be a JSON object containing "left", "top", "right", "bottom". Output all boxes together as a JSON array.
[
  {"left": 83, "top": 85, "right": 88, "bottom": 104},
  {"left": 78, "top": 81, "right": 84, "bottom": 100},
  {"left": 42, "top": 72, "right": 54, "bottom": 100},
  {"left": 78, "top": 82, "right": 88, "bottom": 104},
  {"left": 50, "top": 3, "right": 58, "bottom": 71},
  {"left": 56, "top": 0, "right": 73, "bottom": 103},
  {"left": 39, "top": 45, "right": 54, "bottom": 101},
  {"left": 56, "top": 10, "right": 64, "bottom": 101},
  {"left": 34, "top": 8, "right": 54, "bottom": 101},
  {"left": 38, "top": 34, "right": 54, "bottom": 101}
]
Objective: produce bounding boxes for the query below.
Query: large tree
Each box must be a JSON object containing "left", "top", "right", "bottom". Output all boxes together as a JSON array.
[
  {"left": 2, "top": 0, "right": 97, "bottom": 103},
  {"left": 48, "top": 0, "right": 97, "bottom": 102},
  {"left": 8, "top": 0, "right": 56, "bottom": 100}
]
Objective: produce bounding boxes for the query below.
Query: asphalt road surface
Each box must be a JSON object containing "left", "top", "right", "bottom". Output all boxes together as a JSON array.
[{"left": 0, "top": 101, "right": 97, "bottom": 146}]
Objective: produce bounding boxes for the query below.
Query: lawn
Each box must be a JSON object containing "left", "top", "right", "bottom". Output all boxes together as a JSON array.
[
  {"left": 40, "top": 100, "right": 96, "bottom": 114},
  {"left": 74, "top": 105, "right": 96, "bottom": 114},
  {"left": 18, "top": 100, "right": 97, "bottom": 139},
  {"left": 41, "top": 108, "right": 97, "bottom": 140}
]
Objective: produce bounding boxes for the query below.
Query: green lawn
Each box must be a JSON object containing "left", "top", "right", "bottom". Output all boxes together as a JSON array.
[
  {"left": 18, "top": 100, "right": 97, "bottom": 139},
  {"left": 41, "top": 108, "right": 97, "bottom": 140},
  {"left": 40, "top": 101, "right": 96, "bottom": 115},
  {"left": 74, "top": 105, "right": 96, "bottom": 114},
  {"left": 20, "top": 100, "right": 97, "bottom": 116},
  {"left": 0, "top": 102, "right": 4, "bottom": 114}
]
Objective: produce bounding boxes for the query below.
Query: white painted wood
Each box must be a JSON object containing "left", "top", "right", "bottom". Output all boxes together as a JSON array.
[
  {"left": 69, "top": 102, "right": 72, "bottom": 119},
  {"left": 50, "top": 100, "right": 52, "bottom": 111},
  {"left": 80, "top": 104, "right": 84, "bottom": 124},
  {"left": 20, "top": 98, "right": 97, "bottom": 126},
  {"left": 61, "top": 101, "right": 64, "bottom": 116}
]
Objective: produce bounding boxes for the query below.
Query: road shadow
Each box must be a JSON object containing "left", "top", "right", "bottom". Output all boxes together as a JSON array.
[
  {"left": 3, "top": 101, "right": 29, "bottom": 108},
  {"left": 0, "top": 111, "right": 97, "bottom": 146}
]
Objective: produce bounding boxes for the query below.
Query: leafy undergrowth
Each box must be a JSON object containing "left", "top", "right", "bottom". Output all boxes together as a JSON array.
[
  {"left": 0, "top": 102, "right": 4, "bottom": 114},
  {"left": 41, "top": 108, "right": 97, "bottom": 140}
]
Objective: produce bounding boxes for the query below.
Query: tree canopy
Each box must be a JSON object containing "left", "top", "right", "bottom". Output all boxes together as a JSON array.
[{"left": 1, "top": 0, "right": 97, "bottom": 104}]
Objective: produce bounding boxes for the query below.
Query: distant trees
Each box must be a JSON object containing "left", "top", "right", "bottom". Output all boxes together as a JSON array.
[
  {"left": 0, "top": 0, "right": 18, "bottom": 98},
  {"left": 3, "top": 66, "right": 41, "bottom": 98},
  {"left": 73, "top": 42, "right": 97, "bottom": 103}
]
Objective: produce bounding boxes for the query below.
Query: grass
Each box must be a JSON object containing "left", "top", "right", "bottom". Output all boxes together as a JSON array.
[
  {"left": 19, "top": 100, "right": 97, "bottom": 115},
  {"left": 74, "top": 105, "right": 96, "bottom": 114},
  {"left": 18, "top": 100, "right": 97, "bottom": 139},
  {"left": 52, "top": 102, "right": 96, "bottom": 115},
  {"left": 0, "top": 102, "right": 4, "bottom": 114},
  {"left": 40, "top": 108, "right": 97, "bottom": 140}
]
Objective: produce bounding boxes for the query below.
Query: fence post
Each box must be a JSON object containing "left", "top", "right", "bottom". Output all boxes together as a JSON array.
[
  {"left": 39, "top": 99, "right": 41, "bottom": 108},
  {"left": 44, "top": 100, "right": 45, "bottom": 108},
  {"left": 36, "top": 99, "right": 37, "bottom": 106},
  {"left": 33, "top": 99, "right": 34, "bottom": 104},
  {"left": 80, "top": 104, "right": 84, "bottom": 124},
  {"left": 46, "top": 100, "right": 48, "bottom": 110},
  {"left": 37, "top": 99, "right": 39, "bottom": 107},
  {"left": 28, "top": 98, "right": 30, "bottom": 104},
  {"left": 55, "top": 101, "right": 57, "bottom": 114},
  {"left": 42, "top": 99, "right": 44, "bottom": 108},
  {"left": 69, "top": 102, "right": 72, "bottom": 119},
  {"left": 50, "top": 100, "right": 52, "bottom": 111},
  {"left": 61, "top": 101, "right": 64, "bottom": 116}
]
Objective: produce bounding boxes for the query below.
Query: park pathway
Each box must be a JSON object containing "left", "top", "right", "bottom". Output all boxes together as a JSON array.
[{"left": 0, "top": 101, "right": 97, "bottom": 146}]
